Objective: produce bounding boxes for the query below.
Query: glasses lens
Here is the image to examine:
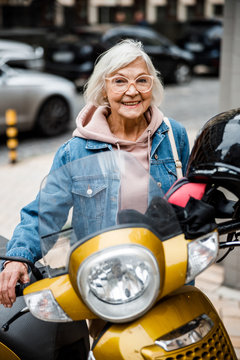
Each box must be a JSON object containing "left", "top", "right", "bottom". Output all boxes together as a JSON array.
[
  {"left": 135, "top": 75, "right": 153, "bottom": 92},
  {"left": 111, "top": 77, "right": 128, "bottom": 93}
]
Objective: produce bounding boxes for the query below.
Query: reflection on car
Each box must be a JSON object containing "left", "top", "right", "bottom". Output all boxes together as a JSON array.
[
  {"left": 0, "top": 39, "right": 44, "bottom": 71},
  {"left": 177, "top": 19, "right": 223, "bottom": 74},
  {"left": 44, "top": 25, "right": 194, "bottom": 87},
  {"left": 0, "top": 60, "right": 78, "bottom": 137}
]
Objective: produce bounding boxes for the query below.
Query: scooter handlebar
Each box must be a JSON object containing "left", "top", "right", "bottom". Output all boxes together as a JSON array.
[
  {"left": 0, "top": 255, "right": 43, "bottom": 280},
  {"left": 15, "top": 282, "right": 30, "bottom": 297},
  {"left": 217, "top": 219, "right": 240, "bottom": 236}
]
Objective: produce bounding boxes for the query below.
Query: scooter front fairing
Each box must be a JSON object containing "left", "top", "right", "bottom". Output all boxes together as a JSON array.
[
  {"left": 22, "top": 151, "right": 230, "bottom": 359},
  {"left": 24, "top": 150, "right": 187, "bottom": 322}
]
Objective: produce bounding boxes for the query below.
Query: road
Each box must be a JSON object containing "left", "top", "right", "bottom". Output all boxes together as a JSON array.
[{"left": 0, "top": 75, "right": 220, "bottom": 165}]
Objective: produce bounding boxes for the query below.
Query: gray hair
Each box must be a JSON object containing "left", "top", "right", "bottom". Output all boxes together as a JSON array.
[{"left": 83, "top": 39, "right": 164, "bottom": 107}]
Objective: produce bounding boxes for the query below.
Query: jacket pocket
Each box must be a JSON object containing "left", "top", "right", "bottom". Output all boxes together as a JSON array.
[
  {"left": 71, "top": 176, "right": 118, "bottom": 241},
  {"left": 162, "top": 160, "right": 177, "bottom": 177},
  {"left": 72, "top": 178, "right": 107, "bottom": 198},
  {"left": 72, "top": 177, "right": 108, "bottom": 220}
]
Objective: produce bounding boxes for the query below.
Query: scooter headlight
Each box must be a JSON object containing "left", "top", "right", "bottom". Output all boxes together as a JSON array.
[
  {"left": 77, "top": 244, "right": 160, "bottom": 322},
  {"left": 186, "top": 231, "right": 219, "bottom": 283}
]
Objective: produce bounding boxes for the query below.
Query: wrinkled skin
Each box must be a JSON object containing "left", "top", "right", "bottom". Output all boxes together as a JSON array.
[{"left": 0, "top": 262, "right": 29, "bottom": 307}]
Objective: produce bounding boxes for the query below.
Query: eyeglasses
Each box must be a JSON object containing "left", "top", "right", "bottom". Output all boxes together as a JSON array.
[{"left": 105, "top": 75, "right": 154, "bottom": 93}]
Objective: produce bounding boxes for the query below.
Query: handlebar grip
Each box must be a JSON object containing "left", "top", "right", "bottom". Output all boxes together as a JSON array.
[
  {"left": 217, "top": 219, "right": 240, "bottom": 235},
  {"left": 15, "top": 282, "right": 29, "bottom": 297},
  {"left": 0, "top": 255, "right": 43, "bottom": 280}
]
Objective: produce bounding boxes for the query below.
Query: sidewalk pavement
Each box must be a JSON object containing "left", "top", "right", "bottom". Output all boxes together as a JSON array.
[
  {"left": 0, "top": 151, "right": 240, "bottom": 359},
  {"left": 196, "top": 264, "right": 240, "bottom": 359}
]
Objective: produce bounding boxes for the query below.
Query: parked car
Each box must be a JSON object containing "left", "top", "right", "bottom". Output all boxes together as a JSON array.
[
  {"left": 0, "top": 60, "right": 78, "bottom": 137},
  {"left": 177, "top": 19, "right": 223, "bottom": 74},
  {"left": 0, "top": 39, "right": 44, "bottom": 70},
  {"left": 44, "top": 25, "right": 194, "bottom": 87},
  {"left": 44, "top": 29, "right": 106, "bottom": 87}
]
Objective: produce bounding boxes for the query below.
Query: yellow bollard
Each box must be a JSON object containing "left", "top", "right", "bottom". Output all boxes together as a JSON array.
[{"left": 5, "top": 109, "right": 18, "bottom": 164}]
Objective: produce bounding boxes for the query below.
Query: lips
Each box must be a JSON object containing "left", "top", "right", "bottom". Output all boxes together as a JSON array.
[{"left": 122, "top": 101, "right": 141, "bottom": 106}]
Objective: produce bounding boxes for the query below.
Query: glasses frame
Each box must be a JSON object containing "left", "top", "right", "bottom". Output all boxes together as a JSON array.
[{"left": 105, "top": 74, "right": 154, "bottom": 94}]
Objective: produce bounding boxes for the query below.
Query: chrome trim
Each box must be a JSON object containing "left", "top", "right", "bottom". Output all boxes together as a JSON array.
[
  {"left": 155, "top": 314, "right": 214, "bottom": 351},
  {"left": 87, "top": 351, "right": 96, "bottom": 360}
]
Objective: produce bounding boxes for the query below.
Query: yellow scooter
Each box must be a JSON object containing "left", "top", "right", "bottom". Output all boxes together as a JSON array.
[{"left": 1, "top": 109, "right": 240, "bottom": 360}]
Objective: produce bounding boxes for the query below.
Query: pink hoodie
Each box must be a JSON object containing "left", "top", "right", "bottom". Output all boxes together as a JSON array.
[{"left": 73, "top": 104, "right": 164, "bottom": 212}]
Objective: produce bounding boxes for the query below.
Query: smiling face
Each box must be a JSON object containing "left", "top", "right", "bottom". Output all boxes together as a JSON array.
[{"left": 104, "top": 57, "right": 153, "bottom": 124}]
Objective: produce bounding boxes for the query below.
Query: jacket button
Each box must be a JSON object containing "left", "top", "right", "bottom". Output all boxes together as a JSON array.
[
  {"left": 154, "top": 154, "right": 158, "bottom": 160},
  {"left": 157, "top": 182, "right": 162, "bottom": 187},
  {"left": 87, "top": 188, "right": 93, "bottom": 195}
]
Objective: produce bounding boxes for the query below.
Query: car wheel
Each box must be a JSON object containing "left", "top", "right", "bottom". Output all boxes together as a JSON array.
[
  {"left": 174, "top": 63, "right": 192, "bottom": 84},
  {"left": 36, "top": 96, "right": 70, "bottom": 136}
]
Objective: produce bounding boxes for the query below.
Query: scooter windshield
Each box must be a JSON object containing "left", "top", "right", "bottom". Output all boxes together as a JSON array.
[{"left": 38, "top": 151, "right": 181, "bottom": 277}]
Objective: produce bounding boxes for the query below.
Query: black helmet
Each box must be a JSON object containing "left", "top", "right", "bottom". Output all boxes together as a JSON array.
[{"left": 187, "top": 108, "right": 240, "bottom": 197}]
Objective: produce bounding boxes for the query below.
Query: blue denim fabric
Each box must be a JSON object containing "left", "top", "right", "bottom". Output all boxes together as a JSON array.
[{"left": 5, "top": 118, "right": 189, "bottom": 263}]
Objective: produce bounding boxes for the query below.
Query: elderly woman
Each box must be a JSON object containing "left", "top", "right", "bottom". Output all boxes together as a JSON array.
[{"left": 0, "top": 39, "right": 189, "bottom": 308}]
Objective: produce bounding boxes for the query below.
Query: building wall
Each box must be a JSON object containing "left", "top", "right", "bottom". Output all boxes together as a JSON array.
[
  {"left": 88, "top": 0, "right": 224, "bottom": 24},
  {"left": 86, "top": 0, "right": 224, "bottom": 41},
  {"left": 0, "top": 0, "right": 224, "bottom": 30},
  {"left": 219, "top": 0, "right": 240, "bottom": 112},
  {"left": 220, "top": 0, "right": 240, "bottom": 290}
]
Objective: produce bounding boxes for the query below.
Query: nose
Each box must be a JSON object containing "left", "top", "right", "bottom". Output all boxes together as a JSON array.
[{"left": 125, "top": 82, "right": 139, "bottom": 95}]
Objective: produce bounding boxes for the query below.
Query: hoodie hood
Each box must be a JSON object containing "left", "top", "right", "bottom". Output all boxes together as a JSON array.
[{"left": 73, "top": 103, "right": 163, "bottom": 149}]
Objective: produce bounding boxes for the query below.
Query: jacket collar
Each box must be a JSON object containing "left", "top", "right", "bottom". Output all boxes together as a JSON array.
[
  {"left": 84, "top": 121, "right": 169, "bottom": 154},
  {"left": 85, "top": 139, "right": 112, "bottom": 150},
  {"left": 150, "top": 121, "right": 169, "bottom": 158}
]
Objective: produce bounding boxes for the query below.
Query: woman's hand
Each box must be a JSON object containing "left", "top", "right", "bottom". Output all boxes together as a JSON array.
[{"left": 0, "top": 262, "right": 29, "bottom": 307}]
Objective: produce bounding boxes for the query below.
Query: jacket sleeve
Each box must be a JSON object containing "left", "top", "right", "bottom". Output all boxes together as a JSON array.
[
  {"left": 179, "top": 125, "right": 190, "bottom": 175},
  {"left": 5, "top": 143, "right": 72, "bottom": 264}
]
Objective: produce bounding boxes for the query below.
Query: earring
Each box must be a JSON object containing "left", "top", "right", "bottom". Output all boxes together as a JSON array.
[{"left": 103, "top": 96, "right": 109, "bottom": 105}]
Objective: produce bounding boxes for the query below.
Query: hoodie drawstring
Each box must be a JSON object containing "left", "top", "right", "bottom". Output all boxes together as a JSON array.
[{"left": 147, "top": 130, "right": 151, "bottom": 163}]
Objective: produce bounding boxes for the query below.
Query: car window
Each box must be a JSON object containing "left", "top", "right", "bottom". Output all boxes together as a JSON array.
[
  {"left": 134, "top": 34, "right": 167, "bottom": 47},
  {"left": 207, "top": 26, "right": 223, "bottom": 40},
  {"left": 103, "top": 27, "right": 172, "bottom": 48},
  {"left": 104, "top": 34, "right": 125, "bottom": 46},
  {"left": 104, "top": 32, "right": 169, "bottom": 48}
]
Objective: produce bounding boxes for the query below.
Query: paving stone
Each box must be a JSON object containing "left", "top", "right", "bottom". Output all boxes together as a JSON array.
[
  {"left": 221, "top": 304, "right": 240, "bottom": 317},
  {"left": 196, "top": 278, "right": 221, "bottom": 293},
  {"left": 223, "top": 317, "right": 240, "bottom": 337},
  {"left": 0, "top": 153, "right": 53, "bottom": 239},
  {"left": 231, "top": 336, "right": 240, "bottom": 348},
  {"left": 234, "top": 347, "right": 240, "bottom": 360},
  {"left": 196, "top": 264, "right": 224, "bottom": 286},
  {"left": 217, "top": 286, "right": 240, "bottom": 301}
]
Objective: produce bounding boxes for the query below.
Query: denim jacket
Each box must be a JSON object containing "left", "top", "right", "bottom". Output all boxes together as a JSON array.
[{"left": 5, "top": 118, "right": 189, "bottom": 264}]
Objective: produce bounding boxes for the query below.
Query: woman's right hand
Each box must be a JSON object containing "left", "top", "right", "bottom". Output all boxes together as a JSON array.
[{"left": 0, "top": 261, "right": 29, "bottom": 308}]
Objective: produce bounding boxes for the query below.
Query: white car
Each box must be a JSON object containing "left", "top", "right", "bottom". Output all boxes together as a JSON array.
[
  {"left": 0, "top": 39, "right": 44, "bottom": 71},
  {"left": 0, "top": 61, "right": 78, "bottom": 136}
]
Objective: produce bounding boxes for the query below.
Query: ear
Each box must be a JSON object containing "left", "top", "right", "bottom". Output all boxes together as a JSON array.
[
  {"left": 102, "top": 89, "right": 109, "bottom": 104},
  {"left": 102, "top": 88, "right": 107, "bottom": 98}
]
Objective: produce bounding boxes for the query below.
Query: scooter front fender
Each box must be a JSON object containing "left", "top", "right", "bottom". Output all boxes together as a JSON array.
[
  {"left": 91, "top": 286, "right": 237, "bottom": 360},
  {"left": 0, "top": 342, "right": 20, "bottom": 360}
]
